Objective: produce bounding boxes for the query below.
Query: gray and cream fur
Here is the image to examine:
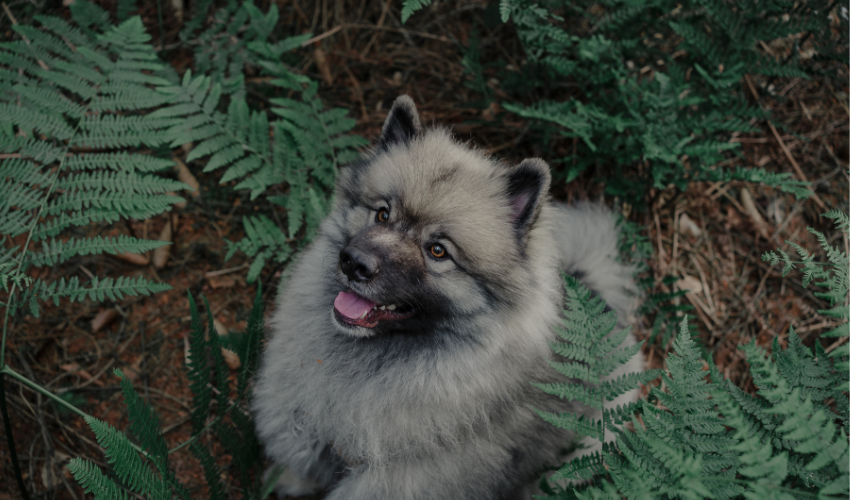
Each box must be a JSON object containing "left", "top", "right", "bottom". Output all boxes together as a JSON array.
[{"left": 252, "top": 96, "right": 643, "bottom": 500}]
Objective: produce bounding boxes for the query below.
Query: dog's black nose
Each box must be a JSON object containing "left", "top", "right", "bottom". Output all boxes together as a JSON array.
[{"left": 339, "top": 247, "right": 379, "bottom": 282}]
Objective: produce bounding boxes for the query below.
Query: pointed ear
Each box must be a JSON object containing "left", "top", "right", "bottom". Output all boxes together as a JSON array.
[
  {"left": 378, "top": 95, "right": 422, "bottom": 150},
  {"left": 505, "top": 158, "right": 551, "bottom": 241}
]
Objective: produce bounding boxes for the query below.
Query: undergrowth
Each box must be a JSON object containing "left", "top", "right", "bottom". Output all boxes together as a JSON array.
[
  {"left": 407, "top": 0, "right": 844, "bottom": 207},
  {"left": 68, "top": 286, "right": 275, "bottom": 500},
  {"left": 536, "top": 211, "right": 848, "bottom": 499}
]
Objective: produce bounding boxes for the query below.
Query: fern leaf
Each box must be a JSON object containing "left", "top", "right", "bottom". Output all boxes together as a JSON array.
[
  {"left": 67, "top": 458, "right": 131, "bottom": 500},
  {"left": 25, "top": 276, "right": 171, "bottom": 317},
  {"left": 536, "top": 409, "right": 605, "bottom": 440},
  {"left": 1, "top": 12, "right": 184, "bottom": 319},
  {"left": 83, "top": 416, "right": 170, "bottom": 498},
  {"left": 115, "top": 368, "right": 191, "bottom": 499},
  {"left": 187, "top": 293, "right": 213, "bottom": 433},
  {"left": 201, "top": 295, "right": 231, "bottom": 411},
  {"left": 190, "top": 442, "right": 227, "bottom": 500},
  {"left": 24, "top": 235, "right": 167, "bottom": 268},
  {"left": 400, "top": 0, "right": 431, "bottom": 24},
  {"left": 552, "top": 450, "right": 606, "bottom": 481}
]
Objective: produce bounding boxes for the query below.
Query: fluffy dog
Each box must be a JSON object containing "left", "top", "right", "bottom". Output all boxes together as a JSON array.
[{"left": 252, "top": 96, "right": 642, "bottom": 499}]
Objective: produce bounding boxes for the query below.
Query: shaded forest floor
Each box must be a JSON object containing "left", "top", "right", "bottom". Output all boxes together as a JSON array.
[{"left": 0, "top": 0, "right": 847, "bottom": 498}]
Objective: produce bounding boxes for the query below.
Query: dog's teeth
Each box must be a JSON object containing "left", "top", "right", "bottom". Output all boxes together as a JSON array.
[
  {"left": 359, "top": 310, "right": 368, "bottom": 319},
  {"left": 387, "top": 304, "right": 397, "bottom": 311},
  {"left": 379, "top": 305, "right": 386, "bottom": 310}
]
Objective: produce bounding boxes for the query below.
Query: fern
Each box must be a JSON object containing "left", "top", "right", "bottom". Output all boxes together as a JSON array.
[
  {"left": 535, "top": 275, "right": 660, "bottom": 486},
  {"left": 67, "top": 458, "right": 133, "bottom": 500},
  {"left": 762, "top": 210, "right": 849, "bottom": 343},
  {"left": 155, "top": 31, "right": 365, "bottom": 281},
  {"left": 67, "top": 368, "right": 192, "bottom": 499},
  {"left": 543, "top": 213, "right": 847, "bottom": 497},
  {"left": 185, "top": 294, "right": 228, "bottom": 500},
  {"left": 81, "top": 415, "right": 170, "bottom": 498},
  {"left": 180, "top": 0, "right": 279, "bottom": 100},
  {"left": 492, "top": 0, "right": 842, "bottom": 208},
  {"left": 154, "top": 70, "right": 275, "bottom": 189},
  {"left": 0, "top": 14, "right": 186, "bottom": 317},
  {"left": 0, "top": 262, "right": 32, "bottom": 296},
  {"left": 400, "top": 0, "right": 432, "bottom": 23},
  {"left": 70, "top": 286, "right": 274, "bottom": 499}
]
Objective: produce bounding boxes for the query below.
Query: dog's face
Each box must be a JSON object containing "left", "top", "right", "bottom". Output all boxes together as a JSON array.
[{"left": 328, "top": 96, "right": 552, "bottom": 337}]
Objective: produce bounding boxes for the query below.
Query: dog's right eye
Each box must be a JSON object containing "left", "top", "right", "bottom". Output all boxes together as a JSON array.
[{"left": 376, "top": 208, "right": 390, "bottom": 223}]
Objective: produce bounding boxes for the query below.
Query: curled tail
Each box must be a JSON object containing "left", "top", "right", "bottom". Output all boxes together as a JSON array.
[{"left": 550, "top": 202, "right": 639, "bottom": 329}]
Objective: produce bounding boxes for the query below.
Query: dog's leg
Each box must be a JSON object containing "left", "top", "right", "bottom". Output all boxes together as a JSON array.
[
  {"left": 261, "top": 435, "right": 344, "bottom": 498},
  {"left": 265, "top": 465, "right": 323, "bottom": 498},
  {"left": 320, "top": 438, "right": 536, "bottom": 500}
]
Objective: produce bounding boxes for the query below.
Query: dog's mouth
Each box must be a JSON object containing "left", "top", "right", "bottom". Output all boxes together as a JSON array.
[{"left": 333, "top": 290, "right": 415, "bottom": 329}]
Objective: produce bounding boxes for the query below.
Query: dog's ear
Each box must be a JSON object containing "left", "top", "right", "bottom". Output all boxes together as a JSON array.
[
  {"left": 505, "top": 158, "right": 551, "bottom": 241},
  {"left": 378, "top": 95, "right": 422, "bottom": 150}
]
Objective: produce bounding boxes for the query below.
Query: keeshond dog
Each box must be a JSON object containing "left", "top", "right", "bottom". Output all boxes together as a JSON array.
[{"left": 252, "top": 96, "right": 643, "bottom": 499}]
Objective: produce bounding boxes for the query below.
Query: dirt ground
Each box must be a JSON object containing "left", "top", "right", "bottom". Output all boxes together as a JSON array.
[{"left": 0, "top": 0, "right": 848, "bottom": 498}]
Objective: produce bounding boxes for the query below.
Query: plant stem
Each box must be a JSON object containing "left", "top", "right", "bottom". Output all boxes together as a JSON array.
[
  {"left": 0, "top": 373, "right": 31, "bottom": 500},
  {"left": 2, "top": 365, "right": 90, "bottom": 419},
  {"left": 156, "top": 0, "right": 165, "bottom": 51},
  {"left": 168, "top": 401, "right": 237, "bottom": 454},
  {"left": 2, "top": 365, "right": 155, "bottom": 458}
]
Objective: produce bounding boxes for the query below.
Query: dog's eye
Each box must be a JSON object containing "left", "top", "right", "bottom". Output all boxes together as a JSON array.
[
  {"left": 429, "top": 244, "right": 447, "bottom": 259},
  {"left": 376, "top": 208, "right": 389, "bottom": 222}
]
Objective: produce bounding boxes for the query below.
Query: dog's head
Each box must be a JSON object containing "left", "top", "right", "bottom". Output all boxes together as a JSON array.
[{"left": 328, "top": 96, "right": 552, "bottom": 337}]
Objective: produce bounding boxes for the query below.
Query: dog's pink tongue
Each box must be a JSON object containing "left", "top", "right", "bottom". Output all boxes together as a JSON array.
[{"left": 334, "top": 291, "right": 376, "bottom": 319}]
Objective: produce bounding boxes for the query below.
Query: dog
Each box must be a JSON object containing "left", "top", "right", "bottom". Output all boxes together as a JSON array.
[{"left": 252, "top": 95, "right": 643, "bottom": 499}]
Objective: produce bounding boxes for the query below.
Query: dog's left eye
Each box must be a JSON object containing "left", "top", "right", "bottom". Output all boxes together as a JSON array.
[
  {"left": 429, "top": 244, "right": 447, "bottom": 259},
  {"left": 376, "top": 208, "right": 389, "bottom": 222}
]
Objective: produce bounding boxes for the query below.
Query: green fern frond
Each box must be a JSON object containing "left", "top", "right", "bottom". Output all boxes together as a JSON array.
[
  {"left": 400, "top": 0, "right": 432, "bottom": 24},
  {"left": 201, "top": 295, "right": 231, "bottom": 411},
  {"left": 68, "top": 0, "right": 112, "bottom": 33},
  {"left": 157, "top": 35, "right": 364, "bottom": 280},
  {"left": 823, "top": 210, "right": 850, "bottom": 231},
  {"left": 536, "top": 409, "right": 605, "bottom": 440},
  {"left": 762, "top": 210, "right": 848, "bottom": 342},
  {"left": 23, "top": 276, "right": 171, "bottom": 317},
  {"left": 269, "top": 82, "right": 367, "bottom": 188},
  {"left": 741, "top": 340, "right": 849, "bottom": 495},
  {"left": 187, "top": 293, "right": 213, "bottom": 433},
  {"left": 224, "top": 215, "right": 292, "bottom": 283},
  {"left": 0, "top": 261, "right": 32, "bottom": 294},
  {"left": 536, "top": 274, "right": 656, "bottom": 492},
  {"left": 115, "top": 0, "right": 137, "bottom": 22},
  {"left": 190, "top": 442, "right": 227, "bottom": 500},
  {"left": 552, "top": 449, "right": 606, "bottom": 482},
  {"left": 178, "top": 1, "right": 278, "bottom": 99},
  {"left": 772, "top": 328, "right": 841, "bottom": 407},
  {"left": 707, "top": 166, "right": 814, "bottom": 199},
  {"left": 24, "top": 235, "right": 168, "bottom": 268},
  {"left": 115, "top": 368, "right": 191, "bottom": 500},
  {"left": 28, "top": 209, "right": 123, "bottom": 242},
  {"left": 84, "top": 416, "right": 170, "bottom": 498},
  {"left": 155, "top": 71, "right": 276, "bottom": 193},
  {"left": 217, "top": 282, "right": 265, "bottom": 399},
  {"left": 1, "top": 13, "right": 183, "bottom": 320},
  {"left": 67, "top": 458, "right": 131, "bottom": 500}
]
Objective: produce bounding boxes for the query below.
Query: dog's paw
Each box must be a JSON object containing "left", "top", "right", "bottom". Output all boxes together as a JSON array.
[{"left": 268, "top": 467, "right": 322, "bottom": 498}]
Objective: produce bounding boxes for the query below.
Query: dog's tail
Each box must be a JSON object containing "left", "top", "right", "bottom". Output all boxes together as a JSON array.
[{"left": 549, "top": 202, "right": 639, "bottom": 328}]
